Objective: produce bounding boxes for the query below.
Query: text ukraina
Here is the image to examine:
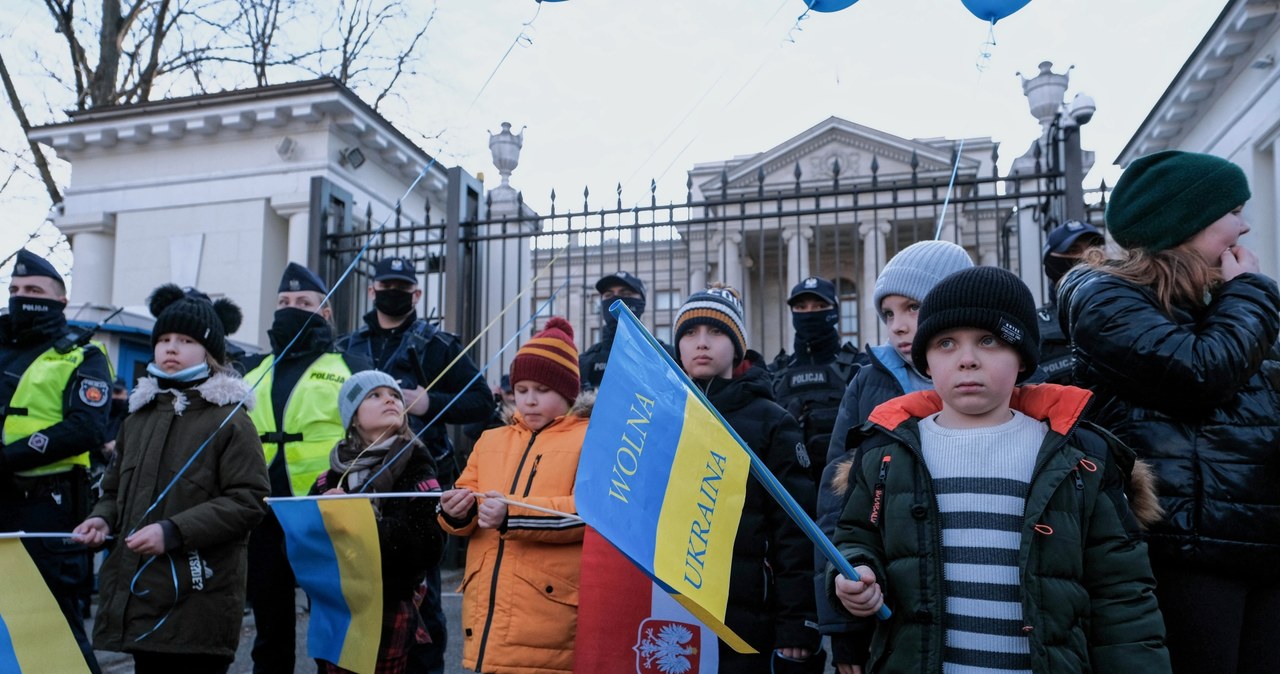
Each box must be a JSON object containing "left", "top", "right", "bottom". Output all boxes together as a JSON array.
[{"left": 683, "top": 449, "right": 728, "bottom": 590}]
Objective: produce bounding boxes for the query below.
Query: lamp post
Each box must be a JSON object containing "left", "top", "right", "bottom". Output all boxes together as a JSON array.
[{"left": 1018, "top": 61, "right": 1095, "bottom": 226}]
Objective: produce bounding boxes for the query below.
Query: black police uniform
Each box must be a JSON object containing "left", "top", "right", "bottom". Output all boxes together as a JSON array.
[
  {"left": 338, "top": 257, "right": 492, "bottom": 674},
  {"left": 0, "top": 253, "right": 110, "bottom": 674},
  {"left": 240, "top": 263, "right": 372, "bottom": 674},
  {"left": 1037, "top": 299, "right": 1073, "bottom": 385},
  {"left": 771, "top": 277, "right": 865, "bottom": 485},
  {"left": 771, "top": 342, "right": 862, "bottom": 484},
  {"left": 338, "top": 311, "right": 492, "bottom": 481}
]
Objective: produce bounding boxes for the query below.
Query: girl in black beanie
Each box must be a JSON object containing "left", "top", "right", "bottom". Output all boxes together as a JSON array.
[{"left": 1059, "top": 150, "right": 1280, "bottom": 674}]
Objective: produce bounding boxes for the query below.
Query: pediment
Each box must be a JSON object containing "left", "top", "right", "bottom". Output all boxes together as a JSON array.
[{"left": 694, "top": 116, "right": 983, "bottom": 193}]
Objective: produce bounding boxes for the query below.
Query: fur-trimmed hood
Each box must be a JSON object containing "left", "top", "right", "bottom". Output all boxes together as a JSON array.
[{"left": 129, "top": 371, "right": 255, "bottom": 416}]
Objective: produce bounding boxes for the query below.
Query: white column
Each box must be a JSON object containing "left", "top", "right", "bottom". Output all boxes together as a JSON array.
[
  {"left": 55, "top": 213, "right": 117, "bottom": 306},
  {"left": 689, "top": 264, "right": 707, "bottom": 294},
  {"left": 287, "top": 211, "right": 311, "bottom": 264},
  {"left": 270, "top": 195, "right": 312, "bottom": 265},
  {"left": 859, "top": 221, "right": 891, "bottom": 347},
  {"left": 69, "top": 231, "right": 114, "bottom": 305},
  {"left": 720, "top": 231, "right": 744, "bottom": 291},
  {"left": 780, "top": 224, "right": 814, "bottom": 348}
]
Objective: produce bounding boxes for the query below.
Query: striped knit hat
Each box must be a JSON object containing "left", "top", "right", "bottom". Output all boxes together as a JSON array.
[
  {"left": 673, "top": 286, "right": 748, "bottom": 363},
  {"left": 511, "top": 317, "right": 580, "bottom": 404}
]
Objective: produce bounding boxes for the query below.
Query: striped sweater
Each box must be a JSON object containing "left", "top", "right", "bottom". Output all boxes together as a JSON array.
[{"left": 919, "top": 410, "right": 1047, "bottom": 674}]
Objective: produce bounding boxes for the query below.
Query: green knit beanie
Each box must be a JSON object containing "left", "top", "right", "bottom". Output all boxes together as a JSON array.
[{"left": 1106, "top": 150, "right": 1250, "bottom": 252}]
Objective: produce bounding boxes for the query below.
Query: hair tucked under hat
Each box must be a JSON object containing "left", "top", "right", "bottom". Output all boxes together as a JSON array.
[
  {"left": 911, "top": 266, "right": 1040, "bottom": 383},
  {"left": 673, "top": 285, "right": 748, "bottom": 364},
  {"left": 872, "top": 240, "right": 974, "bottom": 316},
  {"left": 511, "top": 317, "right": 580, "bottom": 404},
  {"left": 148, "top": 284, "right": 243, "bottom": 364},
  {"left": 1106, "top": 150, "right": 1251, "bottom": 252}
]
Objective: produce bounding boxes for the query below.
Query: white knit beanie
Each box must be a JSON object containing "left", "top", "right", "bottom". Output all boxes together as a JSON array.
[{"left": 872, "top": 240, "right": 974, "bottom": 319}]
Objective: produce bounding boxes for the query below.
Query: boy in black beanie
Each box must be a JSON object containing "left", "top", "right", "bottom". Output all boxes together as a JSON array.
[{"left": 827, "top": 266, "right": 1170, "bottom": 674}]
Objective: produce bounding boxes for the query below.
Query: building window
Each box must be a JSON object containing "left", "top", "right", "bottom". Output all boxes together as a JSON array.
[
  {"left": 654, "top": 324, "right": 673, "bottom": 345},
  {"left": 835, "top": 278, "right": 858, "bottom": 343},
  {"left": 654, "top": 290, "right": 681, "bottom": 311}
]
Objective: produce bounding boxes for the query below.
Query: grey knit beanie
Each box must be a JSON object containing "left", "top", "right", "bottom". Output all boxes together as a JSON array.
[
  {"left": 872, "top": 240, "right": 974, "bottom": 317},
  {"left": 339, "top": 370, "right": 402, "bottom": 430}
]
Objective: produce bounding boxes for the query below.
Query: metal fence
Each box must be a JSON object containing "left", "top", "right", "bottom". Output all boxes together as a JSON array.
[{"left": 321, "top": 149, "right": 1106, "bottom": 383}]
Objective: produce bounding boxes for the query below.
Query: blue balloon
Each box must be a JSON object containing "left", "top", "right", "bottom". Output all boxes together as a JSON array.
[
  {"left": 960, "top": 0, "right": 1031, "bottom": 22},
  {"left": 804, "top": 0, "right": 859, "bottom": 12}
]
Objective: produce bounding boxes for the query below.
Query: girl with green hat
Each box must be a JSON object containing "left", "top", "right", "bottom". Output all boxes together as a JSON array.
[{"left": 1059, "top": 150, "right": 1280, "bottom": 673}]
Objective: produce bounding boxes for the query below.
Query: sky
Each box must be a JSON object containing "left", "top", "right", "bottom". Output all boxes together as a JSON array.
[{"left": 0, "top": 0, "right": 1228, "bottom": 299}]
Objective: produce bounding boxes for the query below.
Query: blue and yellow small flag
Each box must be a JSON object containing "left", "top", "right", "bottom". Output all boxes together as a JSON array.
[
  {"left": 0, "top": 539, "right": 92, "bottom": 673},
  {"left": 271, "top": 497, "right": 383, "bottom": 674}
]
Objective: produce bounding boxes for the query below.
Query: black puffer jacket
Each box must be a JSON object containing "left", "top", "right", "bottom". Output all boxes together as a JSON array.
[
  {"left": 701, "top": 365, "right": 820, "bottom": 653},
  {"left": 1059, "top": 268, "right": 1280, "bottom": 573}
]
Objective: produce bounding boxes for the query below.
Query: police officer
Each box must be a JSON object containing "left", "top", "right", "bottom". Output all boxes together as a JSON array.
[
  {"left": 579, "top": 271, "right": 676, "bottom": 390},
  {"left": 338, "top": 255, "right": 491, "bottom": 674},
  {"left": 241, "top": 262, "right": 371, "bottom": 674},
  {"left": 770, "top": 277, "right": 862, "bottom": 484},
  {"left": 0, "top": 249, "right": 110, "bottom": 673},
  {"left": 1039, "top": 221, "right": 1104, "bottom": 385}
]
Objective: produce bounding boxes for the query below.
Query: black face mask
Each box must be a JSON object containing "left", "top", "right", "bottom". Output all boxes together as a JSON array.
[
  {"left": 373, "top": 288, "right": 415, "bottom": 318},
  {"left": 7, "top": 296, "right": 65, "bottom": 334},
  {"left": 792, "top": 308, "right": 839, "bottom": 341},
  {"left": 1044, "top": 256, "right": 1078, "bottom": 288},
  {"left": 601, "top": 296, "right": 646, "bottom": 328},
  {"left": 268, "top": 307, "right": 329, "bottom": 355}
]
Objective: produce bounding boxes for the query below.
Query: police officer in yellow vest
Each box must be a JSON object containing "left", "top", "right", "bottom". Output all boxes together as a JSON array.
[
  {"left": 0, "top": 249, "right": 110, "bottom": 674},
  {"left": 239, "top": 262, "right": 371, "bottom": 674}
]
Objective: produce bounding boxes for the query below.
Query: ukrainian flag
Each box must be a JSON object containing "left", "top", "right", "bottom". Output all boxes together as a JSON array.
[
  {"left": 271, "top": 497, "right": 382, "bottom": 674},
  {"left": 0, "top": 539, "right": 92, "bottom": 673},
  {"left": 575, "top": 303, "right": 756, "bottom": 653}
]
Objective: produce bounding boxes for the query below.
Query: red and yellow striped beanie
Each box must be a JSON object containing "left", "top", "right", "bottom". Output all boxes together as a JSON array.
[{"left": 510, "top": 316, "right": 580, "bottom": 403}]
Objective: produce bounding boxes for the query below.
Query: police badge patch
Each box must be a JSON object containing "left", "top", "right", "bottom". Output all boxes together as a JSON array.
[
  {"left": 794, "top": 441, "right": 811, "bottom": 469},
  {"left": 79, "top": 379, "right": 110, "bottom": 407}
]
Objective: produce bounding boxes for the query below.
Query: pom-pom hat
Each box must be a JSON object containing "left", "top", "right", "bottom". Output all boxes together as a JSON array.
[
  {"left": 148, "top": 284, "right": 243, "bottom": 364},
  {"left": 511, "top": 317, "right": 580, "bottom": 404}
]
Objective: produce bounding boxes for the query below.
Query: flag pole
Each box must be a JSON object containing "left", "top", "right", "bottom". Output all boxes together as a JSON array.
[{"left": 609, "top": 300, "right": 892, "bottom": 621}]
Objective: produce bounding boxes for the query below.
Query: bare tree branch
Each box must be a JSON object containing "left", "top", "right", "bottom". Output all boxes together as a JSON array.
[{"left": 0, "top": 52, "right": 62, "bottom": 204}]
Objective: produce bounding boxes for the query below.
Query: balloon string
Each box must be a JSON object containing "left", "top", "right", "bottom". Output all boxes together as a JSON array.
[
  {"left": 351, "top": 280, "right": 572, "bottom": 494},
  {"left": 466, "top": 2, "right": 542, "bottom": 116},
  {"left": 934, "top": 19, "right": 998, "bottom": 239},
  {"left": 337, "top": 248, "right": 571, "bottom": 488}
]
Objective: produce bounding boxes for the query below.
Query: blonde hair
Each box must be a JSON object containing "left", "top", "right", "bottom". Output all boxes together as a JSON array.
[{"left": 1081, "top": 244, "right": 1219, "bottom": 316}]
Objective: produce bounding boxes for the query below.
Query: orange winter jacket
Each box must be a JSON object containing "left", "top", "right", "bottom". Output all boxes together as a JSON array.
[{"left": 438, "top": 399, "right": 590, "bottom": 674}]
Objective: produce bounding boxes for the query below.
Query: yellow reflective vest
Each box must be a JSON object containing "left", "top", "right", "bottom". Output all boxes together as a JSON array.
[
  {"left": 246, "top": 352, "right": 352, "bottom": 496},
  {"left": 3, "top": 344, "right": 104, "bottom": 477}
]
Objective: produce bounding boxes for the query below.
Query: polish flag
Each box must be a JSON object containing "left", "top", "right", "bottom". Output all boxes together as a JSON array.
[{"left": 576, "top": 528, "right": 719, "bottom": 674}]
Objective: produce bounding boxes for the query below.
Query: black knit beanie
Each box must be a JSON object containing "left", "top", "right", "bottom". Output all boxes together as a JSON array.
[
  {"left": 912, "top": 266, "right": 1039, "bottom": 383},
  {"left": 1106, "top": 150, "right": 1251, "bottom": 252},
  {"left": 148, "top": 284, "right": 244, "bottom": 364}
]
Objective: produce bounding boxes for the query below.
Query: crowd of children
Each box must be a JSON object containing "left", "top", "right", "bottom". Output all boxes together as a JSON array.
[{"left": 22, "top": 148, "right": 1271, "bottom": 674}]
